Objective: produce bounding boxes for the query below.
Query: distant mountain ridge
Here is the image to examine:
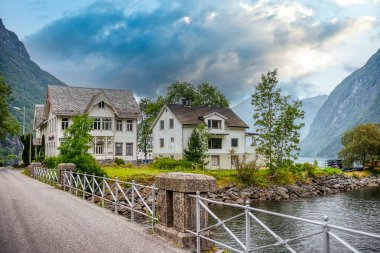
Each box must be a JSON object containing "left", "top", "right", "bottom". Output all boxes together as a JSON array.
[
  {"left": 300, "top": 48, "right": 380, "bottom": 157},
  {"left": 0, "top": 18, "right": 65, "bottom": 132},
  {"left": 232, "top": 95, "right": 328, "bottom": 140}
]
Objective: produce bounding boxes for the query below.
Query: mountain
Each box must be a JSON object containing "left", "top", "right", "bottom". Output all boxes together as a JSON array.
[
  {"left": 232, "top": 95, "right": 328, "bottom": 139},
  {"left": 300, "top": 49, "right": 380, "bottom": 157},
  {"left": 0, "top": 18, "right": 65, "bottom": 132}
]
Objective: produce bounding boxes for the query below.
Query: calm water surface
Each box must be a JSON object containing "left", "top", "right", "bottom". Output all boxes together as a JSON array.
[{"left": 210, "top": 187, "right": 380, "bottom": 252}]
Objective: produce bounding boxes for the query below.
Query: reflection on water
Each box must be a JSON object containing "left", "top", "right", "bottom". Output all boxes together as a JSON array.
[{"left": 209, "top": 187, "right": 380, "bottom": 252}]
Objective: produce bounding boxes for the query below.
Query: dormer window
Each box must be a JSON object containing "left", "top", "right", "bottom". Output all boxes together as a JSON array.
[
  {"left": 99, "top": 101, "right": 105, "bottom": 108},
  {"left": 208, "top": 119, "right": 222, "bottom": 129}
]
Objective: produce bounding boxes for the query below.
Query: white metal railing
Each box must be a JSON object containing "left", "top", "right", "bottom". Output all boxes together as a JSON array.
[
  {"left": 33, "top": 167, "right": 58, "bottom": 183},
  {"left": 61, "top": 171, "right": 158, "bottom": 228},
  {"left": 188, "top": 192, "right": 380, "bottom": 253}
]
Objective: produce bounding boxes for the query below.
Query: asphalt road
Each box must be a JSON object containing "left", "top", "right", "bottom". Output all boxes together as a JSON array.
[{"left": 0, "top": 167, "right": 185, "bottom": 253}]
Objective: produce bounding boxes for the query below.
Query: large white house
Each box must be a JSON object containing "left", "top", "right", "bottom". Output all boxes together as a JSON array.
[
  {"left": 33, "top": 85, "right": 140, "bottom": 162},
  {"left": 151, "top": 101, "right": 255, "bottom": 169}
]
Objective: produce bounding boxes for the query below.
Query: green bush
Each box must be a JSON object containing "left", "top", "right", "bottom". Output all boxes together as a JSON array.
[
  {"left": 271, "top": 169, "right": 296, "bottom": 185},
  {"left": 73, "top": 154, "right": 105, "bottom": 176},
  {"left": 114, "top": 157, "right": 125, "bottom": 165},
  {"left": 42, "top": 156, "right": 60, "bottom": 169},
  {"left": 0, "top": 159, "right": 3, "bottom": 166},
  {"left": 152, "top": 157, "right": 192, "bottom": 170}
]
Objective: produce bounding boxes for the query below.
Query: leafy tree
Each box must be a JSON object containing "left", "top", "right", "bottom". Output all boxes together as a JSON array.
[
  {"left": 252, "top": 69, "right": 304, "bottom": 172},
  {"left": 138, "top": 81, "right": 229, "bottom": 158},
  {"left": 338, "top": 123, "right": 380, "bottom": 168},
  {"left": 59, "top": 113, "right": 104, "bottom": 175},
  {"left": 20, "top": 133, "right": 35, "bottom": 165},
  {"left": 184, "top": 124, "right": 210, "bottom": 167},
  {"left": 0, "top": 74, "right": 20, "bottom": 140}
]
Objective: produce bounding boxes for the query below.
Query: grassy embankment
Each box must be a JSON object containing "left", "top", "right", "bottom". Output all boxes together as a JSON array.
[{"left": 102, "top": 164, "right": 347, "bottom": 189}]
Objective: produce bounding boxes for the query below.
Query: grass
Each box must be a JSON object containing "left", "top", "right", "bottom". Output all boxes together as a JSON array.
[{"left": 102, "top": 164, "right": 373, "bottom": 189}]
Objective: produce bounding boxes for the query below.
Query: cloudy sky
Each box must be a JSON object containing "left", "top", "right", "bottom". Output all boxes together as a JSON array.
[{"left": 1, "top": 0, "right": 379, "bottom": 105}]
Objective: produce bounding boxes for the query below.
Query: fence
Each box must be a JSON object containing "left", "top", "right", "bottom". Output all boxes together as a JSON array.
[
  {"left": 188, "top": 192, "right": 380, "bottom": 253},
  {"left": 33, "top": 167, "right": 158, "bottom": 228}
]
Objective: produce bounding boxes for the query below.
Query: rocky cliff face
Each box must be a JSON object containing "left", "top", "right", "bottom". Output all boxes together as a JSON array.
[
  {"left": 300, "top": 48, "right": 380, "bottom": 157},
  {"left": 0, "top": 18, "right": 65, "bottom": 132}
]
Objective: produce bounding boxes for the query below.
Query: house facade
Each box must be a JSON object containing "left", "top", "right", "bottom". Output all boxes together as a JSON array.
[
  {"left": 33, "top": 85, "right": 140, "bottom": 162},
  {"left": 151, "top": 102, "right": 254, "bottom": 169}
]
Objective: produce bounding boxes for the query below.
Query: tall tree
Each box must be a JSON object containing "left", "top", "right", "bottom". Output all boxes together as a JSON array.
[
  {"left": 195, "top": 83, "right": 229, "bottom": 107},
  {"left": 252, "top": 69, "right": 304, "bottom": 172},
  {"left": 338, "top": 123, "right": 380, "bottom": 168},
  {"left": 0, "top": 74, "right": 20, "bottom": 140}
]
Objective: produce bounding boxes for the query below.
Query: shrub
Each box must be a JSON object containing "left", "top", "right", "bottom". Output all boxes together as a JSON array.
[
  {"left": 114, "top": 157, "right": 125, "bottom": 165},
  {"left": 73, "top": 154, "right": 105, "bottom": 176},
  {"left": 152, "top": 157, "right": 192, "bottom": 170},
  {"left": 42, "top": 156, "right": 60, "bottom": 169},
  {"left": 125, "top": 163, "right": 134, "bottom": 168},
  {"left": 271, "top": 169, "right": 296, "bottom": 186},
  {"left": 0, "top": 159, "right": 3, "bottom": 166}
]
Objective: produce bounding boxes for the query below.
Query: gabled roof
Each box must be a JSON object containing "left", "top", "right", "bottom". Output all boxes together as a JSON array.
[
  {"left": 33, "top": 104, "right": 45, "bottom": 129},
  {"left": 45, "top": 85, "right": 140, "bottom": 118},
  {"left": 165, "top": 104, "right": 249, "bottom": 128}
]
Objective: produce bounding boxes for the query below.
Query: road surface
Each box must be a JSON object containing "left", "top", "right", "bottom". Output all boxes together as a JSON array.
[{"left": 0, "top": 167, "right": 185, "bottom": 253}]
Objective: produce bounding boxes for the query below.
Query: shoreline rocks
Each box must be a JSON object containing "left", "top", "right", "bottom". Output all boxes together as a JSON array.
[{"left": 207, "top": 174, "right": 380, "bottom": 204}]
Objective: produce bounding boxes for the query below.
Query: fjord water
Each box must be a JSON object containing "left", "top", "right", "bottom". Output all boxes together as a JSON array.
[{"left": 210, "top": 187, "right": 380, "bottom": 252}]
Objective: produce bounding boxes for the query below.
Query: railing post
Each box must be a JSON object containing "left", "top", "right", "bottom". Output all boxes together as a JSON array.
[
  {"left": 69, "top": 171, "right": 72, "bottom": 193},
  {"left": 151, "top": 184, "right": 156, "bottom": 229},
  {"left": 63, "top": 171, "right": 66, "bottom": 191},
  {"left": 115, "top": 177, "right": 119, "bottom": 214},
  {"left": 196, "top": 191, "right": 201, "bottom": 253},
  {"left": 83, "top": 173, "right": 87, "bottom": 200},
  {"left": 245, "top": 200, "right": 251, "bottom": 253},
  {"left": 76, "top": 173, "right": 78, "bottom": 196},
  {"left": 323, "top": 215, "right": 330, "bottom": 253},
  {"left": 102, "top": 175, "right": 105, "bottom": 208},
  {"left": 131, "top": 180, "right": 135, "bottom": 222},
  {"left": 92, "top": 173, "right": 95, "bottom": 203}
]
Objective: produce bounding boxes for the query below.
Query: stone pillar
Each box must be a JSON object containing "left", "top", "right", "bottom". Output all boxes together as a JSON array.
[
  {"left": 154, "top": 172, "right": 216, "bottom": 251},
  {"left": 28, "top": 162, "right": 42, "bottom": 176},
  {"left": 57, "top": 163, "right": 76, "bottom": 185}
]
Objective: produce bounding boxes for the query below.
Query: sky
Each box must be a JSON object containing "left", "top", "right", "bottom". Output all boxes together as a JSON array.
[{"left": 0, "top": 0, "right": 379, "bottom": 105}]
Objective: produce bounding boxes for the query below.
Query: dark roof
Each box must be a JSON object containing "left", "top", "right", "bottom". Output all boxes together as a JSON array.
[
  {"left": 33, "top": 104, "right": 45, "bottom": 129},
  {"left": 46, "top": 85, "right": 140, "bottom": 118},
  {"left": 167, "top": 104, "right": 249, "bottom": 128}
]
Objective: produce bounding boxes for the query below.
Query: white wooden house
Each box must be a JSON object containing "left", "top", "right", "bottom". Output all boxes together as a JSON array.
[
  {"left": 151, "top": 101, "right": 255, "bottom": 169},
  {"left": 33, "top": 85, "right": 140, "bottom": 162}
]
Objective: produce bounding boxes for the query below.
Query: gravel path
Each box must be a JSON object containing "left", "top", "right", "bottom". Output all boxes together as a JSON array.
[{"left": 0, "top": 167, "right": 186, "bottom": 253}]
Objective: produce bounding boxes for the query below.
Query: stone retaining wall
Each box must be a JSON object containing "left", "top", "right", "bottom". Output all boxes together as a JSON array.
[{"left": 207, "top": 174, "right": 380, "bottom": 205}]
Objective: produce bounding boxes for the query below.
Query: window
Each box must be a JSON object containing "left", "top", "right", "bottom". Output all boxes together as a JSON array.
[
  {"left": 160, "top": 138, "right": 164, "bottom": 148},
  {"left": 99, "top": 101, "right": 105, "bottom": 108},
  {"left": 62, "top": 118, "right": 69, "bottom": 130},
  {"left": 126, "top": 143, "right": 133, "bottom": 156},
  {"left": 160, "top": 120, "right": 164, "bottom": 130},
  {"left": 93, "top": 118, "right": 101, "bottom": 130},
  {"left": 115, "top": 143, "right": 123, "bottom": 156},
  {"left": 171, "top": 137, "right": 174, "bottom": 143},
  {"left": 208, "top": 120, "right": 222, "bottom": 129},
  {"left": 126, "top": 120, "right": 133, "bottom": 132},
  {"left": 102, "top": 118, "right": 112, "bottom": 130},
  {"left": 169, "top": 119, "right": 174, "bottom": 129},
  {"left": 94, "top": 144, "right": 103, "bottom": 154},
  {"left": 231, "top": 138, "right": 238, "bottom": 148},
  {"left": 211, "top": 155, "right": 220, "bottom": 166},
  {"left": 170, "top": 155, "right": 174, "bottom": 159},
  {"left": 208, "top": 138, "right": 222, "bottom": 149},
  {"left": 116, "top": 120, "right": 123, "bottom": 131}
]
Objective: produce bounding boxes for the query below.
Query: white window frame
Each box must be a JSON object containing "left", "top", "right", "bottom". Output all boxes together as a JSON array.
[
  {"left": 126, "top": 143, "right": 133, "bottom": 156},
  {"left": 61, "top": 117, "right": 69, "bottom": 130},
  {"left": 211, "top": 155, "right": 220, "bottom": 166},
  {"left": 126, "top": 120, "right": 133, "bottom": 132},
  {"left": 116, "top": 119, "right": 123, "bottom": 131}
]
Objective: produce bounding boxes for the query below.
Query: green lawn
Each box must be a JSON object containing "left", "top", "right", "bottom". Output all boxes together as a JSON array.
[{"left": 102, "top": 165, "right": 345, "bottom": 189}]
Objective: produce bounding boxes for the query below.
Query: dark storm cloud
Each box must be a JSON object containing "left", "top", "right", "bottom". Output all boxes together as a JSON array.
[{"left": 25, "top": 0, "right": 359, "bottom": 100}]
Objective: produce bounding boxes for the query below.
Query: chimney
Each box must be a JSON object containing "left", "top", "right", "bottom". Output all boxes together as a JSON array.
[{"left": 182, "top": 98, "right": 190, "bottom": 107}]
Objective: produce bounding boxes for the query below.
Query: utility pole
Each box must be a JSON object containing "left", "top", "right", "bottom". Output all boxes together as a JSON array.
[{"left": 29, "top": 132, "right": 32, "bottom": 165}]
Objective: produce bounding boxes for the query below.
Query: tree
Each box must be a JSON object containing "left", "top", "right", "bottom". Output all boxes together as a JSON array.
[
  {"left": 20, "top": 133, "right": 35, "bottom": 165},
  {"left": 59, "top": 113, "right": 103, "bottom": 175},
  {"left": 184, "top": 124, "right": 209, "bottom": 167},
  {"left": 252, "top": 69, "right": 304, "bottom": 172},
  {"left": 138, "top": 81, "right": 229, "bottom": 159},
  {"left": 0, "top": 74, "right": 20, "bottom": 140},
  {"left": 338, "top": 123, "right": 380, "bottom": 168}
]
